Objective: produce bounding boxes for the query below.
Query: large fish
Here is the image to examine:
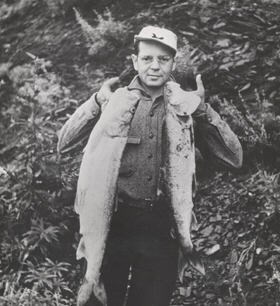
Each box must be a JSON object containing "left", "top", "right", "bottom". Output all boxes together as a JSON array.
[
  {"left": 163, "top": 81, "right": 205, "bottom": 280},
  {"left": 75, "top": 88, "right": 139, "bottom": 306}
]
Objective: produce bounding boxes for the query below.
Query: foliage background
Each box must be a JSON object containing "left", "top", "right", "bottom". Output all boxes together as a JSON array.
[{"left": 1, "top": 0, "right": 280, "bottom": 305}]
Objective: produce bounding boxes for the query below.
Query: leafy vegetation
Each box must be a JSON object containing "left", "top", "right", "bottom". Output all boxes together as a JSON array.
[
  {"left": 74, "top": 8, "right": 129, "bottom": 57},
  {"left": 0, "top": 55, "right": 78, "bottom": 304},
  {"left": 1, "top": 0, "right": 280, "bottom": 305}
]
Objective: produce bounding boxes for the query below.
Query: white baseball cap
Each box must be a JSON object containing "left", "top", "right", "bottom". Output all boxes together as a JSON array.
[{"left": 134, "top": 26, "right": 177, "bottom": 54}]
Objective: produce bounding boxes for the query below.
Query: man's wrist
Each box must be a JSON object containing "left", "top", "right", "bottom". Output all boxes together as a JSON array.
[
  {"left": 193, "top": 101, "right": 207, "bottom": 119},
  {"left": 193, "top": 102, "right": 222, "bottom": 125}
]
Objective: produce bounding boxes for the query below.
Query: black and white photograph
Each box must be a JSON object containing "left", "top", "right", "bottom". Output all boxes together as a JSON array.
[{"left": 0, "top": 0, "right": 280, "bottom": 305}]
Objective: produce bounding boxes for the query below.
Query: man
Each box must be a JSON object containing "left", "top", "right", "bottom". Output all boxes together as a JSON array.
[{"left": 58, "top": 26, "right": 242, "bottom": 306}]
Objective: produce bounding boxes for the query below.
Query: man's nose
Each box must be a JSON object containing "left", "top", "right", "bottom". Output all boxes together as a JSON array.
[{"left": 150, "top": 58, "right": 160, "bottom": 69}]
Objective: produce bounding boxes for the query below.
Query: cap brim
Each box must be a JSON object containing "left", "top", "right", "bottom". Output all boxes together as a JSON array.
[{"left": 134, "top": 36, "right": 177, "bottom": 53}]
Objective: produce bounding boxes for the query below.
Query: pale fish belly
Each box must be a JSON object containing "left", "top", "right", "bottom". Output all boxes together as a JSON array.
[
  {"left": 76, "top": 137, "right": 127, "bottom": 306},
  {"left": 165, "top": 105, "right": 195, "bottom": 254},
  {"left": 75, "top": 88, "right": 139, "bottom": 306}
]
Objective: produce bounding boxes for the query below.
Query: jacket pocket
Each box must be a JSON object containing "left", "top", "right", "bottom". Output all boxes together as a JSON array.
[
  {"left": 119, "top": 136, "right": 141, "bottom": 177},
  {"left": 126, "top": 136, "right": 141, "bottom": 144}
]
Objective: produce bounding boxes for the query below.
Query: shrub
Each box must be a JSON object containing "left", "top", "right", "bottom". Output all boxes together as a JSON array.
[
  {"left": 0, "top": 284, "right": 71, "bottom": 305},
  {"left": 74, "top": 7, "right": 129, "bottom": 57},
  {"left": 0, "top": 0, "right": 35, "bottom": 22},
  {"left": 0, "top": 55, "right": 78, "bottom": 304},
  {"left": 42, "top": 0, "right": 78, "bottom": 17}
]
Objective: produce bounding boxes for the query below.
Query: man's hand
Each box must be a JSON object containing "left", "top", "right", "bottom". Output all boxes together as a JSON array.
[
  {"left": 96, "top": 77, "right": 120, "bottom": 107},
  {"left": 165, "top": 79, "right": 201, "bottom": 116},
  {"left": 165, "top": 74, "right": 206, "bottom": 116}
]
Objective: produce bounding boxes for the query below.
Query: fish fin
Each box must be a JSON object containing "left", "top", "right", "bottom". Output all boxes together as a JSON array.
[
  {"left": 77, "top": 278, "right": 93, "bottom": 306},
  {"left": 170, "top": 226, "right": 176, "bottom": 239},
  {"left": 187, "top": 250, "right": 205, "bottom": 276},
  {"left": 157, "top": 167, "right": 168, "bottom": 198},
  {"left": 74, "top": 190, "right": 85, "bottom": 214},
  {"left": 178, "top": 248, "right": 186, "bottom": 283},
  {"left": 178, "top": 248, "right": 205, "bottom": 283},
  {"left": 77, "top": 278, "right": 107, "bottom": 306},
  {"left": 93, "top": 279, "right": 107, "bottom": 306},
  {"left": 76, "top": 238, "right": 86, "bottom": 260},
  {"left": 191, "top": 211, "right": 198, "bottom": 231}
]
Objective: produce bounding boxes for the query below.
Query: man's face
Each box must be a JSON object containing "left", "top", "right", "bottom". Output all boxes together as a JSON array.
[{"left": 131, "top": 40, "right": 176, "bottom": 89}]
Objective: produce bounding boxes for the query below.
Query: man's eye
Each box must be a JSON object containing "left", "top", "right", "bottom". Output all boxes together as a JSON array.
[
  {"left": 142, "top": 57, "right": 152, "bottom": 62},
  {"left": 159, "top": 56, "right": 171, "bottom": 63}
]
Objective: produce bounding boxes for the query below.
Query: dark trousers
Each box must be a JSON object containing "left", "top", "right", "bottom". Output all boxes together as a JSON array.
[{"left": 85, "top": 200, "right": 178, "bottom": 306}]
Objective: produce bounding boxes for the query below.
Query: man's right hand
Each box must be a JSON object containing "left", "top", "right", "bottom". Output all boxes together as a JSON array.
[{"left": 96, "top": 77, "right": 120, "bottom": 107}]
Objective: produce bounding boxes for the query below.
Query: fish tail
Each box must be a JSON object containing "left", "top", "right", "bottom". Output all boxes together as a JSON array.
[
  {"left": 178, "top": 248, "right": 205, "bottom": 283},
  {"left": 77, "top": 278, "right": 107, "bottom": 306},
  {"left": 77, "top": 278, "right": 93, "bottom": 306},
  {"left": 93, "top": 279, "right": 108, "bottom": 306}
]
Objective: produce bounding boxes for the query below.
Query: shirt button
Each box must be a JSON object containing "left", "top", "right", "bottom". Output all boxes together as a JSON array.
[
  {"left": 147, "top": 175, "right": 153, "bottom": 181},
  {"left": 148, "top": 153, "right": 153, "bottom": 159},
  {"left": 149, "top": 132, "right": 154, "bottom": 139}
]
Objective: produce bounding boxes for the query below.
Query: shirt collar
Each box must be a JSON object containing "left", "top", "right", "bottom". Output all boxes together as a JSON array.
[
  {"left": 127, "top": 75, "right": 148, "bottom": 96},
  {"left": 127, "top": 74, "right": 175, "bottom": 98}
]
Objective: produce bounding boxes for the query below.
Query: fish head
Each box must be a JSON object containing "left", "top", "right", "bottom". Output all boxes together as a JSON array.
[
  {"left": 164, "top": 81, "right": 201, "bottom": 116},
  {"left": 103, "top": 88, "right": 140, "bottom": 137}
]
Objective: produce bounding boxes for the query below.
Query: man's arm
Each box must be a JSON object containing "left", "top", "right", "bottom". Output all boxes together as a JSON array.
[
  {"left": 191, "top": 75, "right": 242, "bottom": 169},
  {"left": 167, "top": 75, "right": 243, "bottom": 169},
  {"left": 193, "top": 102, "right": 243, "bottom": 169},
  {"left": 57, "top": 93, "right": 101, "bottom": 154},
  {"left": 57, "top": 77, "right": 120, "bottom": 154}
]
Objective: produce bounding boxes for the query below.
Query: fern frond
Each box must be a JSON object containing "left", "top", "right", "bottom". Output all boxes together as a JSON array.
[{"left": 73, "top": 7, "right": 96, "bottom": 45}]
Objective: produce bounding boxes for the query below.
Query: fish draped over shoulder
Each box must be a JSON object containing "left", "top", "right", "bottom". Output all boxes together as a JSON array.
[
  {"left": 75, "top": 83, "right": 204, "bottom": 306},
  {"left": 75, "top": 87, "right": 140, "bottom": 306}
]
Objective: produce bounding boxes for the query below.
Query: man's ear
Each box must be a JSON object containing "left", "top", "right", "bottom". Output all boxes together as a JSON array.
[{"left": 131, "top": 54, "right": 138, "bottom": 72}]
